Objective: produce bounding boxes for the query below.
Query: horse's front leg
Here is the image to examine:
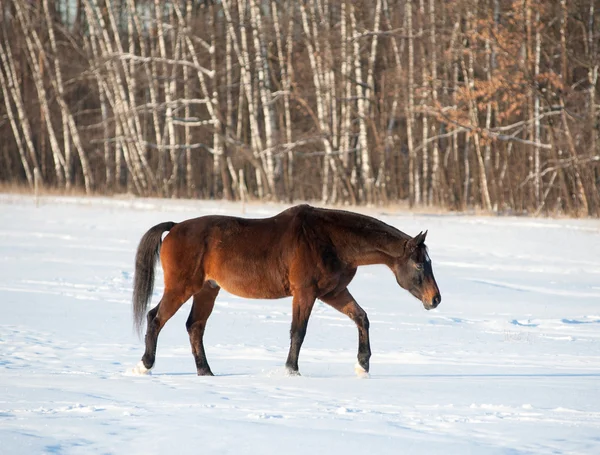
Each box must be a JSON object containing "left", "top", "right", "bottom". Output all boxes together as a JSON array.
[
  {"left": 320, "top": 288, "right": 371, "bottom": 377},
  {"left": 285, "top": 290, "right": 316, "bottom": 375}
]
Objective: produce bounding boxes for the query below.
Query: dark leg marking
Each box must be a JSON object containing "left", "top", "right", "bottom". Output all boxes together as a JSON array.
[
  {"left": 285, "top": 291, "right": 316, "bottom": 375},
  {"left": 141, "top": 288, "right": 190, "bottom": 370},
  {"left": 320, "top": 288, "right": 371, "bottom": 373},
  {"left": 186, "top": 283, "right": 219, "bottom": 376}
]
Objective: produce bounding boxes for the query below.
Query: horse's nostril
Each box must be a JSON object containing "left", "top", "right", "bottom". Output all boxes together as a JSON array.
[{"left": 432, "top": 295, "right": 441, "bottom": 306}]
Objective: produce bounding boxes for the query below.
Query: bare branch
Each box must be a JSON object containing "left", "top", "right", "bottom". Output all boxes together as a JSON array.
[{"left": 101, "top": 53, "right": 215, "bottom": 78}]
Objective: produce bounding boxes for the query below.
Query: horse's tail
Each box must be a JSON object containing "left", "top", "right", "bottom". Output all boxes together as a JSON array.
[{"left": 133, "top": 221, "right": 176, "bottom": 335}]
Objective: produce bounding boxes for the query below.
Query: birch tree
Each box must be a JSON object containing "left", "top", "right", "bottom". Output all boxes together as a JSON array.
[
  {"left": 0, "top": 0, "right": 598, "bottom": 215},
  {"left": 406, "top": 0, "right": 418, "bottom": 206}
]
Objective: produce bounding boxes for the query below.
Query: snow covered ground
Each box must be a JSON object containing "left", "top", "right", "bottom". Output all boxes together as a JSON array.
[{"left": 1, "top": 194, "right": 599, "bottom": 454}]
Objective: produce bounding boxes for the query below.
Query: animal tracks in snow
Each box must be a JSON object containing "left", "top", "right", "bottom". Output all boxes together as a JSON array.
[{"left": 1, "top": 195, "right": 600, "bottom": 454}]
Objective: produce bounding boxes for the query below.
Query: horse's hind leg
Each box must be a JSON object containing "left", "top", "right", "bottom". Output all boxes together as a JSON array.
[
  {"left": 136, "top": 287, "right": 191, "bottom": 374},
  {"left": 320, "top": 288, "right": 371, "bottom": 375},
  {"left": 285, "top": 290, "right": 316, "bottom": 375},
  {"left": 186, "top": 282, "right": 219, "bottom": 376}
]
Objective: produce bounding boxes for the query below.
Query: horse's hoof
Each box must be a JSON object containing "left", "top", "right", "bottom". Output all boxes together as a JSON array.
[
  {"left": 197, "top": 369, "right": 214, "bottom": 376},
  {"left": 354, "top": 362, "right": 370, "bottom": 379},
  {"left": 286, "top": 368, "right": 301, "bottom": 377},
  {"left": 127, "top": 360, "right": 153, "bottom": 376}
]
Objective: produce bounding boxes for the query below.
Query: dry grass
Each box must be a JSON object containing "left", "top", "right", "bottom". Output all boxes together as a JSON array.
[
  {"left": 0, "top": 181, "right": 91, "bottom": 197},
  {"left": 0, "top": 181, "right": 579, "bottom": 219}
]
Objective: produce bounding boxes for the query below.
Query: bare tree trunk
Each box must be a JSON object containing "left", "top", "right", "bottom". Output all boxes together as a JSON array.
[
  {"left": 465, "top": 7, "right": 492, "bottom": 211},
  {"left": 560, "top": 0, "right": 588, "bottom": 214},
  {"left": 300, "top": 1, "right": 335, "bottom": 203},
  {"left": 308, "top": 1, "right": 330, "bottom": 202},
  {"left": 492, "top": 0, "right": 501, "bottom": 207},
  {"left": 586, "top": 0, "right": 599, "bottom": 213},
  {"left": 172, "top": 2, "right": 219, "bottom": 198},
  {"left": 13, "top": 2, "right": 66, "bottom": 188},
  {"left": 451, "top": 17, "right": 460, "bottom": 174},
  {"left": 533, "top": 8, "right": 541, "bottom": 206},
  {"left": 272, "top": 0, "right": 294, "bottom": 199},
  {"left": 84, "top": 11, "right": 114, "bottom": 191},
  {"left": 340, "top": 1, "right": 352, "bottom": 171},
  {"left": 0, "top": 30, "right": 38, "bottom": 186},
  {"left": 99, "top": 81, "right": 112, "bottom": 191},
  {"left": 225, "top": 8, "right": 236, "bottom": 199},
  {"left": 367, "top": 0, "right": 382, "bottom": 203},
  {"left": 406, "top": 1, "right": 418, "bottom": 206},
  {"left": 166, "top": 20, "right": 183, "bottom": 194},
  {"left": 108, "top": 0, "right": 153, "bottom": 193},
  {"left": 429, "top": 0, "right": 440, "bottom": 206},
  {"left": 382, "top": 0, "right": 402, "bottom": 202},
  {"left": 0, "top": 60, "right": 34, "bottom": 186},
  {"left": 129, "top": 0, "right": 162, "bottom": 193},
  {"left": 323, "top": 1, "right": 338, "bottom": 146},
  {"left": 86, "top": 0, "right": 147, "bottom": 194},
  {"left": 125, "top": 0, "right": 161, "bottom": 192},
  {"left": 155, "top": 1, "right": 178, "bottom": 194},
  {"left": 352, "top": 2, "right": 375, "bottom": 204},
  {"left": 525, "top": 0, "right": 533, "bottom": 208},
  {"left": 589, "top": 0, "right": 598, "bottom": 158},
  {"left": 484, "top": 12, "right": 495, "bottom": 208},
  {"left": 463, "top": 137, "right": 471, "bottom": 209},
  {"left": 419, "top": 0, "right": 429, "bottom": 205},
  {"left": 222, "top": 0, "right": 270, "bottom": 197},
  {"left": 210, "top": 3, "right": 228, "bottom": 201},
  {"left": 285, "top": 0, "right": 296, "bottom": 199},
  {"left": 183, "top": 33, "right": 192, "bottom": 197},
  {"left": 250, "top": 0, "right": 277, "bottom": 198},
  {"left": 43, "top": 0, "right": 72, "bottom": 188}
]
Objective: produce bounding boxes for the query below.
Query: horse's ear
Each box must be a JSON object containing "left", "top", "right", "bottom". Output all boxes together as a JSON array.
[
  {"left": 413, "top": 231, "right": 427, "bottom": 245},
  {"left": 406, "top": 231, "right": 426, "bottom": 254}
]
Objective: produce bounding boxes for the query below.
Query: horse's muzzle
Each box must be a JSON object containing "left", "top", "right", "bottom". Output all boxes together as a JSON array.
[{"left": 423, "top": 293, "right": 441, "bottom": 310}]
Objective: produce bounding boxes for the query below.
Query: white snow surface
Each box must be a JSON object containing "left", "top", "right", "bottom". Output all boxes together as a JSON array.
[{"left": 1, "top": 195, "right": 600, "bottom": 454}]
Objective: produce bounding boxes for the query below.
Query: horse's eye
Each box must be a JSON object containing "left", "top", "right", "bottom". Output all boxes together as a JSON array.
[{"left": 415, "top": 264, "right": 424, "bottom": 271}]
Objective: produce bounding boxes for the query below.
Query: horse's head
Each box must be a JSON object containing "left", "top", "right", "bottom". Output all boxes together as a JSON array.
[{"left": 393, "top": 231, "right": 441, "bottom": 310}]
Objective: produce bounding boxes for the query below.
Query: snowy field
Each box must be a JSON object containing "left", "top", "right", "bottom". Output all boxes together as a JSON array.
[{"left": 1, "top": 194, "right": 600, "bottom": 455}]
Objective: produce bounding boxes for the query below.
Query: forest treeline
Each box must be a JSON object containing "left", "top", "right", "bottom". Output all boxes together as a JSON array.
[{"left": 0, "top": 0, "right": 598, "bottom": 215}]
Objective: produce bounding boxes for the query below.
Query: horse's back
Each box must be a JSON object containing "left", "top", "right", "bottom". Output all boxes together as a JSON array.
[{"left": 159, "top": 208, "right": 308, "bottom": 298}]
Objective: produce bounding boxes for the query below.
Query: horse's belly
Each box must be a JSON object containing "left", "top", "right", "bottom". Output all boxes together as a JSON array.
[
  {"left": 221, "top": 282, "right": 288, "bottom": 299},
  {"left": 207, "top": 274, "right": 289, "bottom": 300},
  {"left": 229, "top": 285, "right": 286, "bottom": 299},
  {"left": 204, "top": 249, "right": 291, "bottom": 299}
]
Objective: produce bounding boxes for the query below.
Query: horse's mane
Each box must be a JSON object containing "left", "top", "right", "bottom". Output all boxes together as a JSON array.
[
  {"left": 294, "top": 206, "right": 413, "bottom": 261},
  {"left": 310, "top": 206, "right": 411, "bottom": 241}
]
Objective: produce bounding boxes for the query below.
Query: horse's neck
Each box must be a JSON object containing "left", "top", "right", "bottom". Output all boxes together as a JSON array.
[{"left": 328, "top": 213, "right": 409, "bottom": 267}]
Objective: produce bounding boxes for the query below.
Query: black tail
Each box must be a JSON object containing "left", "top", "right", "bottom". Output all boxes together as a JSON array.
[{"left": 132, "top": 221, "right": 176, "bottom": 335}]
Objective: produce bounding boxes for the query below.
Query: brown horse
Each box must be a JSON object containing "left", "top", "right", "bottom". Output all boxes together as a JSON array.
[{"left": 131, "top": 204, "right": 441, "bottom": 377}]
